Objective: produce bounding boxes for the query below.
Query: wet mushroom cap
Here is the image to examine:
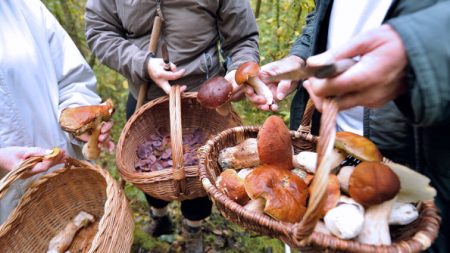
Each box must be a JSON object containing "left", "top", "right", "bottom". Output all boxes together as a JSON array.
[
  {"left": 197, "top": 76, "right": 233, "bottom": 109},
  {"left": 235, "top": 61, "right": 260, "bottom": 85},
  {"left": 257, "top": 115, "right": 293, "bottom": 170},
  {"left": 335, "top": 131, "right": 382, "bottom": 162},
  {"left": 349, "top": 161, "right": 400, "bottom": 207},
  {"left": 244, "top": 164, "right": 309, "bottom": 223},
  {"left": 59, "top": 99, "right": 114, "bottom": 135}
]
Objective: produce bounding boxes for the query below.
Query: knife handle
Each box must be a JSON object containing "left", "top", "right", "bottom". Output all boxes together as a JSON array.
[{"left": 307, "top": 58, "right": 357, "bottom": 79}]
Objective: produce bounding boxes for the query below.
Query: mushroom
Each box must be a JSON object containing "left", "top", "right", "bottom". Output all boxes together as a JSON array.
[
  {"left": 389, "top": 201, "right": 419, "bottom": 225},
  {"left": 47, "top": 211, "right": 95, "bottom": 253},
  {"left": 292, "top": 151, "right": 317, "bottom": 173},
  {"left": 324, "top": 196, "right": 365, "bottom": 240},
  {"left": 244, "top": 164, "right": 308, "bottom": 223},
  {"left": 235, "top": 62, "right": 273, "bottom": 108},
  {"left": 197, "top": 76, "right": 234, "bottom": 116},
  {"left": 59, "top": 99, "right": 114, "bottom": 160},
  {"left": 336, "top": 165, "right": 355, "bottom": 193},
  {"left": 349, "top": 162, "right": 401, "bottom": 245},
  {"left": 243, "top": 115, "right": 308, "bottom": 223},
  {"left": 335, "top": 132, "right": 383, "bottom": 163},
  {"left": 321, "top": 174, "right": 341, "bottom": 217},
  {"left": 218, "top": 138, "right": 259, "bottom": 170},
  {"left": 257, "top": 115, "right": 292, "bottom": 170},
  {"left": 216, "top": 169, "right": 250, "bottom": 205}
]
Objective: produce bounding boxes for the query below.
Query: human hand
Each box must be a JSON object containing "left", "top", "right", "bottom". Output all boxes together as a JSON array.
[
  {"left": 0, "top": 146, "right": 66, "bottom": 177},
  {"left": 303, "top": 24, "right": 408, "bottom": 112},
  {"left": 147, "top": 57, "right": 186, "bottom": 94},
  {"left": 76, "top": 121, "right": 115, "bottom": 153}
]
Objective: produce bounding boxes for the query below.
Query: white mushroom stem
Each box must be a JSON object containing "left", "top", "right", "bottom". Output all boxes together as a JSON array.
[
  {"left": 324, "top": 196, "right": 364, "bottom": 240},
  {"left": 337, "top": 166, "right": 355, "bottom": 193},
  {"left": 243, "top": 198, "right": 265, "bottom": 214},
  {"left": 47, "top": 211, "right": 95, "bottom": 253},
  {"left": 357, "top": 197, "right": 397, "bottom": 245},
  {"left": 237, "top": 168, "right": 253, "bottom": 179},
  {"left": 248, "top": 76, "right": 273, "bottom": 105},
  {"left": 82, "top": 116, "right": 102, "bottom": 160},
  {"left": 216, "top": 101, "right": 232, "bottom": 116},
  {"left": 389, "top": 202, "right": 419, "bottom": 225},
  {"left": 292, "top": 151, "right": 317, "bottom": 173}
]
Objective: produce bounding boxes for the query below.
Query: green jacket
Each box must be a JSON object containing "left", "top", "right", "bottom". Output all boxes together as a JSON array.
[
  {"left": 85, "top": 0, "right": 259, "bottom": 101},
  {"left": 290, "top": 0, "right": 450, "bottom": 252}
]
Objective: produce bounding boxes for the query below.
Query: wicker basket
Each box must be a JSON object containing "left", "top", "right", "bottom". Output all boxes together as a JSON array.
[
  {"left": 198, "top": 99, "right": 441, "bottom": 252},
  {"left": 116, "top": 85, "right": 242, "bottom": 201},
  {"left": 0, "top": 156, "right": 134, "bottom": 253}
]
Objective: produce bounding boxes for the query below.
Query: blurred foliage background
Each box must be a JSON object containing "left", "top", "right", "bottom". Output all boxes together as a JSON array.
[{"left": 42, "top": 0, "right": 314, "bottom": 252}]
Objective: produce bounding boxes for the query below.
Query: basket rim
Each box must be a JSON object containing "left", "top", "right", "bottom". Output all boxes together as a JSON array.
[{"left": 198, "top": 125, "right": 441, "bottom": 251}]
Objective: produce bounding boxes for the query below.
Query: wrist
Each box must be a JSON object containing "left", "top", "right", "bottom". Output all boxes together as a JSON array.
[{"left": 143, "top": 52, "right": 155, "bottom": 81}]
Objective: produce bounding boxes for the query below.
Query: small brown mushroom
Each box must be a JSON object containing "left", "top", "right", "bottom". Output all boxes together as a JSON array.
[
  {"left": 235, "top": 62, "right": 273, "bottom": 107},
  {"left": 60, "top": 99, "right": 114, "bottom": 160},
  {"left": 197, "top": 76, "right": 234, "bottom": 116},
  {"left": 216, "top": 169, "right": 250, "bottom": 205}
]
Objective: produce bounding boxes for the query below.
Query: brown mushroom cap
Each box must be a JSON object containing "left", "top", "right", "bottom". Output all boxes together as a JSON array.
[
  {"left": 235, "top": 62, "right": 260, "bottom": 85},
  {"left": 335, "top": 131, "right": 382, "bottom": 162},
  {"left": 216, "top": 169, "right": 250, "bottom": 205},
  {"left": 349, "top": 161, "right": 400, "bottom": 207},
  {"left": 244, "top": 164, "right": 309, "bottom": 223},
  {"left": 59, "top": 98, "right": 114, "bottom": 135},
  {"left": 257, "top": 115, "right": 293, "bottom": 170},
  {"left": 197, "top": 76, "right": 233, "bottom": 109}
]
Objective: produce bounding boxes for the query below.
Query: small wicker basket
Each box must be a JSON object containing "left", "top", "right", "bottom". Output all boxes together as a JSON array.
[
  {"left": 116, "top": 85, "right": 242, "bottom": 201},
  {"left": 198, "top": 99, "right": 441, "bottom": 252},
  {"left": 0, "top": 156, "right": 134, "bottom": 253}
]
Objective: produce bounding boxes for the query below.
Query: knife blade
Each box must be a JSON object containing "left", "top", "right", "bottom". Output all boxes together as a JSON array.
[
  {"left": 161, "top": 43, "right": 171, "bottom": 71},
  {"left": 267, "top": 58, "right": 357, "bottom": 82}
]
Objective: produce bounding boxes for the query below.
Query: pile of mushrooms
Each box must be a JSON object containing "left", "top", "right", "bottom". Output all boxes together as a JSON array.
[
  {"left": 216, "top": 115, "right": 308, "bottom": 223},
  {"left": 217, "top": 128, "right": 437, "bottom": 246},
  {"left": 59, "top": 99, "right": 114, "bottom": 160}
]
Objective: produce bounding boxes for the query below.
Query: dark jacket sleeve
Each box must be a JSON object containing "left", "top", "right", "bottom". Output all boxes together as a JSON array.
[
  {"left": 289, "top": 6, "right": 317, "bottom": 60},
  {"left": 218, "top": 0, "right": 259, "bottom": 71},
  {"left": 84, "top": 0, "right": 151, "bottom": 86},
  {"left": 388, "top": 1, "right": 450, "bottom": 127}
]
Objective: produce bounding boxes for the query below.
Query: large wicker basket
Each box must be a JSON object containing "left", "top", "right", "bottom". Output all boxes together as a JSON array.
[
  {"left": 198, "top": 99, "right": 441, "bottom": 252},
  {"left": 116, "top": 85, "right": 242, "bottom": 201},
  {"left": 0, "top": 156, "right": 134, "bottom": 253}
]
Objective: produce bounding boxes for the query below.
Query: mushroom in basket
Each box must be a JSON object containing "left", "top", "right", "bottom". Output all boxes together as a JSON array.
[
  {"left": 244, "top": 115, "right": 309, "bottom": 223},
  {"left": 59, "top": 99, "right": 115, "bottom": 160}
]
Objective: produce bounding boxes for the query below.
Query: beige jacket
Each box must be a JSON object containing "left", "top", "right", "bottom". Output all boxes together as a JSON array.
[{"left": 85, "top": 0, "right": 259, "bottom": 100}]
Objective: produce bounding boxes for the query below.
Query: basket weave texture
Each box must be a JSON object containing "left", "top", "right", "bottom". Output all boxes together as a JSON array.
[
  {"left": 116, "top": 85, "right": 242, "bottom": 201},
  {"left": 0, "top": 157, "right": 134, "bottom": 253},
  {"left": 198, "top": 99, "right": 441, "bottom": 252}
]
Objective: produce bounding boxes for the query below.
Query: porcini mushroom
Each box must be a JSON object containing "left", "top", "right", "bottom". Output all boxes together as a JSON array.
[
  {"left": 243, "top": 115, "right": 308, "bottom": 223},
  {"left": 349, "top": 162, "right": 401, "bottom": 245},
  {"left": 235, "top": 62, "right": 273, "bottom": 107},
  {"left": 292, "top": 151, "right": 318, "bottom": 173},
  {"left": 257, "top": 115, "right": 292, "bottom": 170},
  {"left": 335, "top": 132, "right": 383, "bottom": 163},
  {"left": 60, "top": 99, "right": 114, "bottom": 160},
  {"left": 197, "top": 76, "right": 234, "bottom": 116},
  {"left": 324, "top": 196, "right": 364, "bottom": 240},
  {"left": 244, "top": 164, "right": 308, "bottom": 223},
  {"left": 218, "top": 138, "right": 259, "bottom": 170},
  {"left": 216, "top": 169, "right": 250, "bottom": 205}
]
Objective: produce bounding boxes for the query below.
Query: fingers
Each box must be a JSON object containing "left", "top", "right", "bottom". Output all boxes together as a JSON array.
[{"left": 276, "top": 80, "right": 297, "bottom": 100}]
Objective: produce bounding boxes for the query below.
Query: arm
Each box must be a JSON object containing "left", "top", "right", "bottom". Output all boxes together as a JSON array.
[{"left": 388, "top": 1, "right": 450, "bottom": 126}]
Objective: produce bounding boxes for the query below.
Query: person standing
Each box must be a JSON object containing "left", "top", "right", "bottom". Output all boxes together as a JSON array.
[
  {"left": 258, "top": 1, "right": 450, "bottom": 252},
  {"left": 0, "top": 0, "right": 113, "bottom": 223},
  {"left": 84, "top": 0, "right": 259, "bottom": 252}
]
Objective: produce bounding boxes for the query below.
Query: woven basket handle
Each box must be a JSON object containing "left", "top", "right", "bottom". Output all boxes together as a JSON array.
[
  {"left": 0, "top": 156, "right": 49, "bottom": 199},
  {"left": 169, "top": 85, "right": 187, "bottom": 197}
]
